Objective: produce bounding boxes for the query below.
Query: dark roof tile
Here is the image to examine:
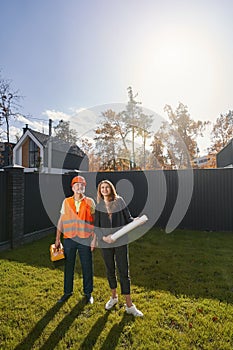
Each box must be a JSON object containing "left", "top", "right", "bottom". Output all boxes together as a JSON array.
[{"left": 28, "top": 129, "right": 86, "bottom": 157}]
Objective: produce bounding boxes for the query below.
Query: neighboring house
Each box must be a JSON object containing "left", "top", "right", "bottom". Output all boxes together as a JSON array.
[
  {"left": 192, "top": 154, "right": 216, "bottom": 169},
  {"left": 216, "top": 138, "right": 233, "bottom": 168},
  {"left": 0, "top": 142, "right": 15, "bottom": 168},
  {"left": 13, "top": 125, "right": 89, "bottom": 173}
]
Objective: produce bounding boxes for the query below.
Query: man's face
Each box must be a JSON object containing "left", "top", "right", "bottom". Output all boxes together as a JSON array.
[{"left": 72, "top": 182, "right": 85, "bottom": 194}]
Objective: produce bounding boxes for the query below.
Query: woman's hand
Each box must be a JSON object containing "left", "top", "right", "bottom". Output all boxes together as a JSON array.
[
  {"left": 133, "top": 216, "right": 144, "bottom": 226},
  {"left": 103, "top": 235, "right": 114, "bottom": 244}
]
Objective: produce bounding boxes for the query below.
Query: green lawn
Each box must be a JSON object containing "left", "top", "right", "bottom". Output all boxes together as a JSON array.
[{"left": 1, "top": 229, "right": 233, "bottom": 349}]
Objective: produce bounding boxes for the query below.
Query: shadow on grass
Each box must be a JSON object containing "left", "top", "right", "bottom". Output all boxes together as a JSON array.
[
  {"left": 38, "top": 299, "right": 86, "bottom": 350},
  {"left": 99, "top": 313, "right": 135, "bottom": 350},
  {"left": 79, "top": 312, "right": 109, "bottom": 349},
  {"left": 79, "top": 311, "right": 136, "bottom": 350},
  {"left": 14, "top": 299, "right": 86, "bottom": 350},
  {"left": 14, "top": 302, "right": 64, "bottom": 350}
]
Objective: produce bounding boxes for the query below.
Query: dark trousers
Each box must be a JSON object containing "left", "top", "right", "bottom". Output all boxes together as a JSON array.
[
  {"left": 101, "top": 245, "right": 130, "bottom": 295},
  {"left": 63, "top": 238, "right": 93, "bottom": 296}
]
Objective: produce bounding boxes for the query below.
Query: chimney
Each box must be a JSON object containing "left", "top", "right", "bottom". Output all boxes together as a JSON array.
[
  {"left": 49, "top": 119, "right": 52, "bottom": 136},
  {"left": 23, "top": 124, "right": 29, "bottom": 134}
]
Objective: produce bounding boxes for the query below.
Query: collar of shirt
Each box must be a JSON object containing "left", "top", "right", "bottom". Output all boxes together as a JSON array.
[{"left": 73, "top": 195, "right": 86, "bottom": 203}]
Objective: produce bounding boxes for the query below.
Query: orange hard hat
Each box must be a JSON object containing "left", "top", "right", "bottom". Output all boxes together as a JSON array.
[{"left": 71, "top": 176, "right": 86, "bottom": 187}]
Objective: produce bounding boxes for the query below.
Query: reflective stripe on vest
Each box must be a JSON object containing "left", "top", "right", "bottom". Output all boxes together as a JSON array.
[{"left": 62, "top": 197, "right": 94, "bottom": 239}]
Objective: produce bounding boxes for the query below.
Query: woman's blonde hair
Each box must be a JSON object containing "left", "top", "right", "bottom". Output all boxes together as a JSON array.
[{"left": 97, "top": 180, "right": 117, "bottom": 203}]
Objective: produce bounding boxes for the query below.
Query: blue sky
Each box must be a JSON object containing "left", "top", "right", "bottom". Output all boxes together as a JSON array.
[{"left": 1, "top": 0, "right": 233, "bottom": 153}]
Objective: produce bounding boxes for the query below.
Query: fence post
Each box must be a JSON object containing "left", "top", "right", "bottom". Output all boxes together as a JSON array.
[{"left": 4, "top": 165, "right": 24, "bottom": 248}]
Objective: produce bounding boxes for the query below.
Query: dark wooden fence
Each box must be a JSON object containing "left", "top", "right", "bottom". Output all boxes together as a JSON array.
[
  {"left": 93, "top": 169, "right": 233, "bottom": 232},
  {"left": 0, "top": 167, "right": 232, "bottom": 250},
  {"left": 0, "top": 172, "right": 7, "bottom": 243},
  {"left": 24, "top": 173, "right": 54, "bottom": 234},
  {"left": 178, "top": 169, "right": 233, "bottom": 231}
]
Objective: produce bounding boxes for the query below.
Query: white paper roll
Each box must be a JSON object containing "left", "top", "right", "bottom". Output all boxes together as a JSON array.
[{"left": 110, "top": 215, "right": 148, "bottom": 242}]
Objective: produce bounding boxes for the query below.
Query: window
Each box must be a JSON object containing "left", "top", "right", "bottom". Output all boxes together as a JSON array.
[{"left": 29, "top": 139, "right": 40, "bottom": 167}]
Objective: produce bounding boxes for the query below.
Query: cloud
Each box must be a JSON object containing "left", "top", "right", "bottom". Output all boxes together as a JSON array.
[
  {"left": 71, "top": 108, "right": 98, "bottom": 137},
  {"left": 17, "top": 114, "right": 31, "bottom": 124},
  {"left": 17, "top": 115, "right": 48, "bottom": 135},
  {"left": 9, "top": 126, "right": 22, "bottom": 143},
  {"left": 42, "top": 109, "right": 71, "bottom": 122},
  {"left": 43, "top": 108, "right": 98, "bottom": 139}
]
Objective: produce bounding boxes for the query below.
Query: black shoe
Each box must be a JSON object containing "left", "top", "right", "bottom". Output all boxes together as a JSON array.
[
  {"left": 85, "top": 294, "right": 94, "bottom": 304},
  {"left": 57, "top": 293, "right": 72, "bottom": 303}
]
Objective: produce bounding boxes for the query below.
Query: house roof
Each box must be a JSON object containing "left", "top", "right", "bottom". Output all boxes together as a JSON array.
[
  {"left": 217, "top": 138, "right": 233, "bottom": 155},
  {"left": 29, "top": 129, "right": 50, "bottom": 146},
  {"left": 28, "top": 128, "right": 86, "bottom": 157}
]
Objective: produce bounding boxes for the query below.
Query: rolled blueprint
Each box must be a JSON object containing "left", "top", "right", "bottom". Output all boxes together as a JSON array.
[{"left": 110, "top": 215, "right": 148, "bottom": 242}]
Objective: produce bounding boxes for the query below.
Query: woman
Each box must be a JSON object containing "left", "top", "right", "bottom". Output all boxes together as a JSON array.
[{"left": 95, "top": 179, "right": 143, "bottom": 317}]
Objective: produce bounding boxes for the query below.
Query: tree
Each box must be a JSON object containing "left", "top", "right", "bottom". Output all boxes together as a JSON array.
[
  {"left": 211, "top": 110, "right": 233, "bottom": 153},
  {"left": 99, "top": 109, "right": 130, "bottom": 153},
  {"left": 121, "top": 87, "right": 154, "bottom": 169},
  {"left": 122, "top": 87, "right": 143, "bottom": 166},
  {"left": 94, "top": 109, "right": 134, "bottom": 170},
  {"left": 136, "top": 112, "right": 153, "bottom": 169},
  {"left": 77, "top": 137, "right": 98, "bottom": 172},
  {"left": 0, "top": 72, "right": 23, "bottom": 164},
  {"left": 94, "top": 88, "right": 153, "bottom": 171},
  {"left": 94, "top": 113, "right": 121, "bottom": 170},
  {"left": 152, "top": 102, "right": 208, "bottom": 169},
  {"left": 151, "top": 135, "right": 166, "bottom": 169},
  {"left": 135, "top": 148, "right": 151, "bottom": 170},
  {"left": 54, "top": 120, "right": 78, "bottom": 144}
]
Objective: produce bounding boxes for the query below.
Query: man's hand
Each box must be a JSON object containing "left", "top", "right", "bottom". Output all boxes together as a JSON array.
[
  {"left": 55, "top": 218, "right": 62, "bottom": 249},
  {"left": 90, "top": 239, "right": 96, "bottom": 251},
  {"left": 90, "top": 234, "right": 97, "bottom": 251},
  {"left": 55, "top": 238, "right": 61, "bottom": 249}
]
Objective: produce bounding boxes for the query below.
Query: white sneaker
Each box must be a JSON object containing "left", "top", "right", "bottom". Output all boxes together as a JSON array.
[
  {"left": 125, "top": 304, "right": 144, "bottom": 317},
  {"left": 105, "top": 297, "right": 118, "bottom": 310}
]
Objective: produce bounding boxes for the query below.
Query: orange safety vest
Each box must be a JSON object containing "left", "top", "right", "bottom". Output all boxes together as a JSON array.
[{"left": 61, "top": 196, "right": 94, "bottom": 239}]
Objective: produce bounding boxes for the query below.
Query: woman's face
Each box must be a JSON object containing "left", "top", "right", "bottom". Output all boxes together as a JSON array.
[{"left": 100, "top": 183, "right": 112, "bottom": 198}]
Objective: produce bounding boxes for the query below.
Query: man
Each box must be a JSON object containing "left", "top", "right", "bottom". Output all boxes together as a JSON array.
[{"left": 55, "top": 175, "right": 96, "bottom": 304}]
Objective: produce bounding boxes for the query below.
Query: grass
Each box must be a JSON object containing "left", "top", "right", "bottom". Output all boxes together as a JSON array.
[{"left": 1, "top": 229, "right": 233, "bottom": 349}]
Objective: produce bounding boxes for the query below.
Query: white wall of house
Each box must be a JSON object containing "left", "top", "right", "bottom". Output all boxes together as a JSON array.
[{"left": 13, "top": 130, "right": 44, "bottom": 168}]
